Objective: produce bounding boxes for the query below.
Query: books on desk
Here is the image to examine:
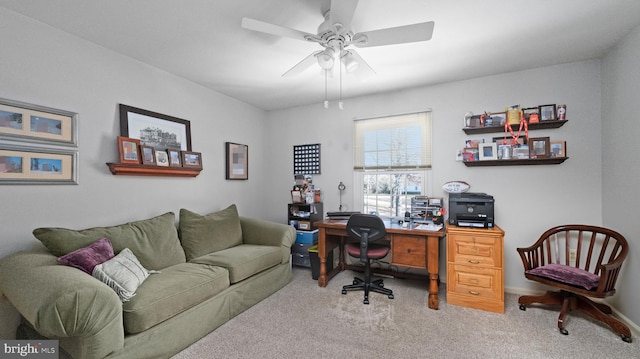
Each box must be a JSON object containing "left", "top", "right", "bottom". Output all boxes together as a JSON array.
[{"left": 326, "top": 211, "right": 360, "bottom": 220}]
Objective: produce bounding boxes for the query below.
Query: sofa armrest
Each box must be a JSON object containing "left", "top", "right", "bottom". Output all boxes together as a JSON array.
[
  {"left": 0, "top": 251, "right": 124, "bottom": 356},
  {"left": 240, "top": 217, "right": 296, "bottom": 263}
]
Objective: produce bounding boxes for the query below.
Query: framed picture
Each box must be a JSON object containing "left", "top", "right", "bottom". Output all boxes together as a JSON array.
[
  {"left": 497, "top": 144, "right": 512, "bottom": 160},
  {"left": 550, "top": 141, "right": 567, "bottom": 157},
  {"left": 117, "top": 136, "right": 141, "bottom": 164},
  {"left": 485, "top": 112, "right": 506, "bottom": 127},
  {"left": 119, "top": 104, "right": 192, "bottom": 151},
  {"left": 140, "top": 145, "right": 156, "bottom": 165},
  {"left": 226, "top": 142, "right": 248, "bottom": 180},
  {"left": 291, "top": 190, "right": 303, "bottom": 203},
  {"left": 513, "top": 145, "right": 530, "bottom": 159},
  {"left": 0, "top": 97, "right": 78, "bottom": 146},
  {"left": 167, "top": 149, "right": 182, "bottom": 167},
  {"left": 0, "top": 143, "right": 78, "bottom": 185},
  {"left": 493, "top": 136, "right": 525, "bottom": 146},
  {"left": 479, "top": 142, "right": 498, "bottom": 160},
  {"left": 182, "top": 151, "right": 203, "bottom": 169},
  {"left": 538, "top": 104, "right": 556, "bottom": 121},
  {"left": 522, "top": 107, "right": 539, "bottom": 123},
  {"left": 293, "top": 143, "right": 321, "bottom": 174},
  {"left": 529, "top": 137, "right": 551, "bottom": 158},
  {"left": 155, "top": 150, "right": 169, "bottom": 167}
]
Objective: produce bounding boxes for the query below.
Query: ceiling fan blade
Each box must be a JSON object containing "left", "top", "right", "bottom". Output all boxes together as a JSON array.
[
  {"left": 352, "top": 21, "right": 435, "bottom": 48},
  {"left": 242, "top": 17, "right": 319, "bottom": 42},
  {"left": 344, "top": 50, "right": 375, "bottom": 78},
  {"left": 282, "top": 51, "right": 322, "bottom": 77},
  {"left": 329, "top": 0, "right": 359, "bottom": 29}
]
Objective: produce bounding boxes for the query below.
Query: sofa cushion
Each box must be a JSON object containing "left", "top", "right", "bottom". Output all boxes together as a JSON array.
[
  {"left": 179, "top": 205, "right": 243, "bottom": 261},
  {"left": 122, "top": 262, "right": 230, "bottom": 334},
  {"left": 33, "top": 212, "right": 186, "bottom": 270},
  {"left": 191, "top": 244, "right": 281, "bottom": 283},
  {"left": 527, "top": 263, "right": 600, "bottom": 290},
  {"left": 57, "top": 237, "right": 115, "bottom": 274},
  {"left": 93, "top": 248, "right": 154, "bottom": 302}
]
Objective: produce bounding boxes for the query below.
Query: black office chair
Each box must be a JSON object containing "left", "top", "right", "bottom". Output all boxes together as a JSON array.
[{"left": 341, "top": 214, "right": 394, "bottom": 304}]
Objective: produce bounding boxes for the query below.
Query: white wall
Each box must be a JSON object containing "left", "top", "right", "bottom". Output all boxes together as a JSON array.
[
  {"left": 0, "top": 8, "right": 268, "bottom": 336},
  {"left": 265, "top": 61, "right": 605, "bottom": 305},
  {"left": 602, "top": 24, "right": 640, "bottom": 326}
]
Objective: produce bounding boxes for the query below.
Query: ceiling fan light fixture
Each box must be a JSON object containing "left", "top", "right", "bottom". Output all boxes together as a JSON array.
[
  {"left": 341, "top": 51, "right": 359, "bottom": 73},
  {"left": 316, "top": 47, "right": 335, "bottom": 70}
]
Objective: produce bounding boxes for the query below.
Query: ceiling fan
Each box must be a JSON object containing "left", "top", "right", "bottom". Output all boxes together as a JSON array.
[{"left": 241, "top": 0, "right": 435, "bottom": 78}]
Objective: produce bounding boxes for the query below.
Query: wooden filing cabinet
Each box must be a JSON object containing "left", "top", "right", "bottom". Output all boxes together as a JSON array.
[{"left": 446, "top": 224, "right": 504, "bottom": 313}]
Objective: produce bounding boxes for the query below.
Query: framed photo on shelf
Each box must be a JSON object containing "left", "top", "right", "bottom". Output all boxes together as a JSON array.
[
  {"left": 155, "top": 150, "right": 169, "bottom": 167},
  {"left": 522, "top": 107, "right": 539, "bottom": 123},
  {"left": 492, "top": 136, "right": 525, "bottom": 146},
  {"left": 479, "top": 142, "right": 498, "bottom": 160},
  {"left": 290, "top": 190, "right": 303, "bottom": 204},
  {"left": 119, "top": 104, "right": 192, "bottom": 151},
  {"left": 181, "top": 151, "right": 202, "bottom": 169},
  {"left": 0, "top": 97, "right": 78, "bottom": 146},
  {"left": 140, "top": 145, "right": 156, "bottom": 165},
  {"left": 117, "top": 136, "right": 141, "bottom": 164},
  {"left": 0, "top": 143, "right": 78, "bottom": 185},
  {"left": 550, "top": 141, "right": 567, "bottom": 157},
  {"left": 167, "top": 149, "right": 182, "bottom": 167},
  {"left": 529, "top": 137, "right": 551, "bottom": 158},
  {"left": 485, "top": 112, "right": 506, "bottom": 127},
  {"left": 538, "top": 104, "right": 557, "bottom": 121},
  {"left": 226, "top": 142, "right": 248, "bottom": 180}
]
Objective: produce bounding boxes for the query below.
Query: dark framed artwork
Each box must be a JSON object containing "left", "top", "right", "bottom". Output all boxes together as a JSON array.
[
  {"left": 119, "top": 104, "right": 192, "bottom": 151},
  {"left": 168, "top": 149, "right": 182, "bottom": 167},
  {"left": 225, "top": 142, "right": 248, "bottom": 180},
  {"left": 140, "top": 145, "right": 156, "bottom": 165},
  {"left": 538, "top": 104, "right": 556, "bottom": 121},
  {"left": 182, "top": 151, "right": 203, "bottom": 169},
  {"left": 117, "top": 136, "right": 141, "bottom": 164},
  {"left": 529, "top": 137, "right": 551, "bottom": 158}
]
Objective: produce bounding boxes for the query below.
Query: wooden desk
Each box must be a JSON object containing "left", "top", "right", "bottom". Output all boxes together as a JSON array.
[{"left": 315, "top": 219, "right": 445, "bottom": 310}]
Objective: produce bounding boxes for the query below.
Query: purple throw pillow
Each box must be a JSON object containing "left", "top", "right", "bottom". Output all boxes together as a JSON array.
[
  {"left": 57, "top": 237, "right": 115, "bottom": 274},
  {"left": 527, "top": 263, "right": 600, "bottom": 290}
]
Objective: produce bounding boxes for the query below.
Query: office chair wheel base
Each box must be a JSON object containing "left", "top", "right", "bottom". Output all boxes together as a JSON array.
[
  {"left": 621, "top": 335, "right": 632, "bottom": 343},
  {"left": 341, "top": 289, "right": 347, "bottom": 295},
  {"left": 363, "top": 298, "right": 369, "bottom": 305},
  {"left": 353, "top": 280, "right": 358, "bottom": 285},
  {"left": 519, "top": 304, "right": 526, "bottom": 311},
  {"left": 559, "top": 328, "right": 569, "bottom": 335},
  {"left": 388, "top": 294, "right": 394, "bottom": 299}
]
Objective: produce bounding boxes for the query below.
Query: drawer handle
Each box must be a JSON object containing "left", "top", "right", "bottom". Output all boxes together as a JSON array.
[
  {"left": 468, "top": 290, "right": 480, "bottom": 296},
  {"left": 406, "top": 248, "right": 412, "bottom": 253},
  {"left": 467, "top": 260, "right": 480, "bottom": 264}
]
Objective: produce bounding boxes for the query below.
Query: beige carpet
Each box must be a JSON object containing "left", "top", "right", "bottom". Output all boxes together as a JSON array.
[{"left": 172, "top": 267, "right": 639, "bottom": 359}]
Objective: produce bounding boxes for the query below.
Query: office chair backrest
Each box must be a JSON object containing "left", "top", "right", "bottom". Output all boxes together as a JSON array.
[{"left": 346, "top": 214, "right": 387, "bottom": 263}]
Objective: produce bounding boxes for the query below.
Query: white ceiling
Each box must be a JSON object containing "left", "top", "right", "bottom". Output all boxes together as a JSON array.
[{"left": 2, "top": 0, "right": 640, "bottom": 111}]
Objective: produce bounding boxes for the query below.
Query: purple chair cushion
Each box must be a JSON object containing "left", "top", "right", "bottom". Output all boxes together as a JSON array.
[
  {"left": 57, "top": 237, "right": 115, "bottom": 274},
  {"left": 346, "top": 243, "right": 389, "bottom": 260},
  {"left": 527, "top": 263, "right": 600, "bottom": 290}
]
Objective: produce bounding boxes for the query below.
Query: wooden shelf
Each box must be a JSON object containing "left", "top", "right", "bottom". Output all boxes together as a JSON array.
[
  {"left": 106, "top": 163, "right": 202, "bottom": 177},
  {"left": 463, "top": 157, "right": 568, "bottom": 167},
  {"left": 463, "top": 120, "right": 568, "bottom": 134}
]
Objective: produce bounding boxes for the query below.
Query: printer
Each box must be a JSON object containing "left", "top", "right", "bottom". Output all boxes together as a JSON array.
[{"left": 448, "top": 192, "right": 495, "bottom": 228}]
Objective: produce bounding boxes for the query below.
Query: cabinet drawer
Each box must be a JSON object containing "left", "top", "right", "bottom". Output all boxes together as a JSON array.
[
  {"left": 447, "top": 234, "right": 502, "bottom": 267},
  {"left": 392, "top": 235, "right": 426, "bottom": 268},
  {"left": 291, "top": 242, "right": 314, "bottom": 255},
  {"left": 292, "top": 253, "right": 311, "bottom": 267},
  {"left": 447, "top": 264, "right": 502, "bottom": 300}
]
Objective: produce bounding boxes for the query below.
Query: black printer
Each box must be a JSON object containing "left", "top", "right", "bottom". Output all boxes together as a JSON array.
[{"left": 448, "top": 192, "right": 494, "bottom": 228}]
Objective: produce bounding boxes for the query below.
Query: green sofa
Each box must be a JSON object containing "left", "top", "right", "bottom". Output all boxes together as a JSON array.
[{"left": 0, "top": 205, "right": 296, "bottom": 359}]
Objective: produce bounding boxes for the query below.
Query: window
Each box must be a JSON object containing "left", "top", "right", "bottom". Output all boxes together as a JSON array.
[{"left": 353, "top": 111, "right": 432, "bottom": 218}]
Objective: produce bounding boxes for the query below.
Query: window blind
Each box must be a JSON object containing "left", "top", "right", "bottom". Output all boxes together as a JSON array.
[{"left": 353, "top": 111, "right": 432, "bottom": 170}]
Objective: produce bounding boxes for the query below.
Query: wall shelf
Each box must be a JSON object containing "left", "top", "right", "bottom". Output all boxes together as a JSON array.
[
  {"left": 106, "top": 163, "right": 202, "bottom": 177},
  {"left": 463, "top": 120, "right": 568, "bottom": 134},
  {"left": 463, "top": 157, "right": 568, "bottom": 167}
]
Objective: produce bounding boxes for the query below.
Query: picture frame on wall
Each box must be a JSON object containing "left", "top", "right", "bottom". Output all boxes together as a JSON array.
[
  {"left": 117, "top": 136, "right": 141, "bottom": 164},
  {"left": 225, "top": 142, "right": 248, "bottom": 180},
  {"left": 529, "top": 137, "right": 551, "bottom": 158},
  {"left": 182, "top": 151, "right": 203, "bottom": 169},
  {"left": 550, "top": 141, "right": 567, "bottom": 157},
  {"left": 538, "top": 104, "right": 557, "bottom": 121},
  {"left": 0, "top": 143, "right": 78, "bottom": 185},
  {"left": 119, "top": 104, "right": 192, "bottom": 151},
  {"left": 0, "top": 97, "right": 78, "bottom": 146}
]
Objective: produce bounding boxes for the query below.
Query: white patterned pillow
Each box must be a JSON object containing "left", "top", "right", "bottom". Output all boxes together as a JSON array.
[{"left": 92, "top": 248, "right": 156, "bottom": 302}]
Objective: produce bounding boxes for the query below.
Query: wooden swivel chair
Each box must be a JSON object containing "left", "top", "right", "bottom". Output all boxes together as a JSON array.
[
  {"left": 517, "top": 224, "right": 631, "bottom": 342},
  {"left": 341, "top": 214, "right": 394, "bottom": 304}
]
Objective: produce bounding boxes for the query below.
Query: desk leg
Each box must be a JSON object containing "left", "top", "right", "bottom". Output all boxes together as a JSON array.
[
  {"left": 318, "top": 227, "right": 328, "bottom": 287},
  {"left": 427, "top": 235, "right": 439, "bottom": 310}
]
